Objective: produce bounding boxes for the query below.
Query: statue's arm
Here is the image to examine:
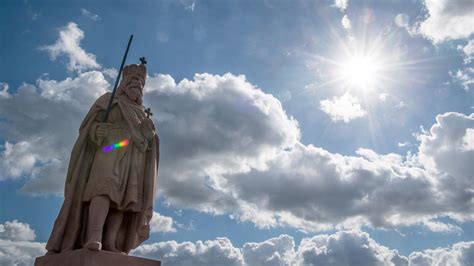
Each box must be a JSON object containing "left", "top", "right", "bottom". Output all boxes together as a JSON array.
[
  {"left": 88, "top": 110, "right": 106, "bottom": 145},
  {"left": 140, "top": 117, "right": 156, "bottom": 150}
]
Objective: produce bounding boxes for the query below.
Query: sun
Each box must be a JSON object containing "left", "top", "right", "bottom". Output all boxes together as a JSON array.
[
  {"left": 306, "top": 34, "right": 399, "bottom": 96},
  {"left": 337, "top": 54, "right": 382, "bottom": 92}
]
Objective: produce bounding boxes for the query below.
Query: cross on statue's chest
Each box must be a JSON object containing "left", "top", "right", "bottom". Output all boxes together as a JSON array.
[{"left": 145, "top": 107, "right": 153, "bottom": 118}]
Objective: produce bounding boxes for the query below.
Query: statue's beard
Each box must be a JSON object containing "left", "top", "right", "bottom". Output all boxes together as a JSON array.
[{"left": 124, "top": 86, "right": 143, "bottom": 104}]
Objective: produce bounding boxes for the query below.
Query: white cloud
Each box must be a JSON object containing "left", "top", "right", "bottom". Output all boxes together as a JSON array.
[
  {"left": 0, "top": 220, "right": 35, "bottom": 241},
  {"left": 0, "top": 71, "right": 109, "bottom": 193},
  {"left": 143, "top": 72, "right": 300, "bottom": 215},
  {"left": 341, "top": 14, "right": 351, "bottom": 30},
  {"left": 81, "top": 8, "right": 100, "bottom": 21},
  {"left": 0, "top": 240, "right": 45, "bottom": 266},
  {"left": 0, "top": 82, "right": 10, "bottom": 99},
  {"left": 422, "top": 220, "right": 462, "bottom": 234},
  {"left": 132, "top": 238, "right": 244, "bottom": 266},
  {"left": 296, "top": 231, "right": 407, "bottom": 266},
  {"left": 2, "top": 218, "right": 472, "bottom": 266},
  {"left": 416, "top": 0, "right": 474, "bottom": 42},
  {"left": 0, "top": 220, "right": 45, "bottom": 266},
  {"left": 461, "top": 128, "right": 474, "bottom": 151},
  {"left": 0, "top": 141, "right": 38, "bottom": 181},
  {"left": 320, "top": 93, "right": 366, "bottom": 122},
  {"left": 395, "top": 13, "right": 410, "bottom": 28},
  {"left": 133, "top": 231, "right": 411, "bottom": 266},
  {"left": 458, "top": 39, "right": 474, "bottom": 63},
  {"left": 2, "top": 69, "right": 473, "bottom": 233},
  {"left": 333, "top": 0, "right": 348, "bottom": 11},
  {"left": 408, "top": 241, "right": 474, "bottom": 266},
  {"left": 242, "top": 235, "right": 295, "bottom": 266},
  {"left": 40, "top": 22, "right": 100, "bottom": 72},
  {"left": 398, "top": 141, "right": 410, "bottom": 148},
  {"left": 2, "top": 219, "right": 473, "bottom": 266},
  {"left": 450, "top": 67, "right": 474, "bottom": 91},
  {"left": 417, "top": 112, "right": 474, "bottom": 185},
  {"left": 150, "top": 212, "right": 176, "bottom": 233}
]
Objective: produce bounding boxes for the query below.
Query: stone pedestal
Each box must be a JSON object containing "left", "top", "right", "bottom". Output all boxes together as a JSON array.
[{"left": 34, "top": 249, "right": 161, "bottom": 266}]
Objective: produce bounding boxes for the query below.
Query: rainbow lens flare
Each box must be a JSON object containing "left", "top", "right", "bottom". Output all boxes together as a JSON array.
[{"left": 102, "top": 139, "right": 129, "bottom": 153}]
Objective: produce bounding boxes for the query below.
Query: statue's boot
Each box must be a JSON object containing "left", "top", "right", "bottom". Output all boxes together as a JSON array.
[
  {"left": 103, "top": 209, "right": 125, "bottom": 254},
  {"left": 84, "top": 195, "right": 110, "bottom": 251}
]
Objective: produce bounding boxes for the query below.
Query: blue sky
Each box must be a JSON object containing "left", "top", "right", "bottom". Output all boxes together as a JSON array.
[{"left": 1, "top": 0, "right": 474, "bottom": 265}]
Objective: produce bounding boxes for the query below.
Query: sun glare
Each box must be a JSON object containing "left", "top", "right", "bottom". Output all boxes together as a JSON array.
[{"left": 338, "top": 55, "right": 381, "bottom": 91}]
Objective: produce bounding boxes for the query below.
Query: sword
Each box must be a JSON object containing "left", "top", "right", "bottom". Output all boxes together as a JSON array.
[
  {"left": 102, "top": 35, "right": 134, "bottom": 123},
  {"left": 97, "top": 35, "right": 133, "bottom": 146}
]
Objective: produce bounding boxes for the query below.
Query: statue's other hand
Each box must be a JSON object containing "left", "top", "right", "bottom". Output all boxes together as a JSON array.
[
  {"left": 96, "top": 123, "right": 111, "bottom": 138},
  {"left": 140, "top": 119, "right": 156, "bottom": 142},
  {"left": 143, "top": 117, "right": 156, "bottom": 131}
]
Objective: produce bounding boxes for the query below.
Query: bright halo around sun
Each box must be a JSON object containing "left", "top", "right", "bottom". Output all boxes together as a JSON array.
[
  {"left": 338, "top": 55, "right": 381, "bottom": 91},
  {"left": 312, "top": 36, "right": 398, "bottom": 95}
]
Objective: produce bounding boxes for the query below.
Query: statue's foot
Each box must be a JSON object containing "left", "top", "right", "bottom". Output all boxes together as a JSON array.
[
  {"left": 103, "top": 243, "right": 126, "bottom": 255},
  {"left": 84, "top": 241, "right": 102, "bottom": 251}
]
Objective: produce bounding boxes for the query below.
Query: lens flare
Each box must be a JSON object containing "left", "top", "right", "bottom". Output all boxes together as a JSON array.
[{"left": 102, "top": 139, "right": 129, "bottom": 153}]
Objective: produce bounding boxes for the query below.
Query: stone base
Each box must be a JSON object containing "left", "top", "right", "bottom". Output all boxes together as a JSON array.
[{"left": 34, "top": 249, "right": 161, "bottom": 266}]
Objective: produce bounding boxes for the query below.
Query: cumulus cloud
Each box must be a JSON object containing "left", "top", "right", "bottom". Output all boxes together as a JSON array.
[
  {"left": 132, "top": 237, "right": 244, "bottom": 266},
  {"left": 242, "top": 235, "right": 295, "bottom": 266},
  {"left": 0, "top": 71, "right": 109, "bottom": 193},
  {"left": 0, "top": 220, "right": 45, "bottom": 266},
  {"left": 40, "top": 22, "right": 100, "bottom": 72},
  {"left": 333, "top": 0, "right": 348, "bottom": 11},
  {"left": 0, "top": 220, "right": 35, "bottom": 241},
  {"left": 341, "top": 14, "right": 351, "bottom": 30},
  {"left": 0, "top": 141, "right": 38, "bottom": 181},
  {"left": 2, "top": 218, "right": 472, "bottom": 266},
  {"left": 296, "top": 231, "right": 407, "bottom": 266},
  {"left": 417, "top": 112, "right": 474, "bottom": 182},
  {"left": 134, "top": 231, "right": 474, "bottom": 265},
  {"left": 2, "top": 68, "right": 473, "bottom": 233},
  {"left": 150, "top": 212, "right": 176, "bottom": 233},
  {"left": 143, "top": 73, "right": 300, "bottom": 215},
  {"left": 320, "top": 93, "right": 366, "bottom": 122},
  {"left": 133, "top": 230, "right": 416, "bottom": 266},
  {"left": 221, "top": 112, "right": 473, "bottom": 231},
  {"left": 416, "top": 0, "right": 474, "bottom": 42},
  {"left": 416, "top": 112, "right": 474, "bottom": 222},
  {"left": 408, "top": 241, "right": 474, "bottom": 266}
]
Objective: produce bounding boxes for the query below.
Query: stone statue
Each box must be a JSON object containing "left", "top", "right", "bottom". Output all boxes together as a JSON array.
[{"left": 44, "top": 62, "right": 159, "bottom": 255}]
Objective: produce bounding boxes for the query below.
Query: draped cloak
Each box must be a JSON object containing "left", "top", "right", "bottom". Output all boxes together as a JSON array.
[{"left": 45, "top": 92, "right": 159, "bottom": 254}]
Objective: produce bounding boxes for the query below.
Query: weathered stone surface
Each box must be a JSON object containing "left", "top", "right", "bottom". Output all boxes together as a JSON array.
[{"left": 35, "top": 249, "right": 161, "bottom": 266}]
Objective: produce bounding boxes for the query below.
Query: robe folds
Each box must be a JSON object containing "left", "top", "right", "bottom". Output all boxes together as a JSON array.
[{"left": 45, "top": 92, "right": 159, "bottom": 254}]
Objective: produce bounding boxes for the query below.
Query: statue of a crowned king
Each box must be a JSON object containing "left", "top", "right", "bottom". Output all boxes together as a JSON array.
[{"left": 45, "top": 61, "right": 159, "bottom": 255}]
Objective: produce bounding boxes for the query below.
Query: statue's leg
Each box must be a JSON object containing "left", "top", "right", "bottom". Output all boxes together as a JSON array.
[
  {"left": 84, "top": 195, "right": 110, "bottom": 251},
  {"left": 103, "top": 209, "right": 124, "bottom": 253}
]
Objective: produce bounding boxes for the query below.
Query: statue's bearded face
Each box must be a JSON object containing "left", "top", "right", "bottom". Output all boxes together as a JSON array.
[{"left": 124, "top": 75, "right": 144, "bottom": 103}]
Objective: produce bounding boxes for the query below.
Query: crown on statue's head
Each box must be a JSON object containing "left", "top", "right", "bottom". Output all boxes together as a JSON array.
[{"left": 123, "top": 63, "right": 147, "bottom": 79}]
